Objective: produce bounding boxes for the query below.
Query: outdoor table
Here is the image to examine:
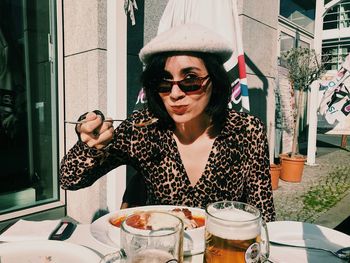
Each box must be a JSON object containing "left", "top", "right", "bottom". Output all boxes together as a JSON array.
[
  {"left": 67, "top": 220, "right": 350, "bottom": 263},
  {"left": 1, "top": 218, "right": 350, "bottom": 262}
]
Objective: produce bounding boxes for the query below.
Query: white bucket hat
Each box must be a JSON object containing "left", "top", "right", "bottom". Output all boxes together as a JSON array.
[{"left": 139, "top": 23, "right": 233, "bottom": 65}]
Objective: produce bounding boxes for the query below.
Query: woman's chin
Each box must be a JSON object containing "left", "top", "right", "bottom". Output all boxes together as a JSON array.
[{"left": 171, "top": 114, "right": 191, "bottom": 124}]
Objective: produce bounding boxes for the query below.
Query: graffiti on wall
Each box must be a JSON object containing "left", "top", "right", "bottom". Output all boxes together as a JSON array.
[{"left": 318, "top": 54, "right": 350, "bottom": 135}]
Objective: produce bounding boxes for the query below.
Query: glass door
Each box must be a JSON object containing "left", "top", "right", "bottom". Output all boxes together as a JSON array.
[{"left": 0, "top": 0, "right": 62, "bottom": 217}]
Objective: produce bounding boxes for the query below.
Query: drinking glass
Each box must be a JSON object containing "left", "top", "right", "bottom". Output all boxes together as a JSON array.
[
  {"left": 204, "top": 201, "right": 269, "bottom": 263},
  {"left": 100, "top": 211, "right": 184, "bottom": 263}
]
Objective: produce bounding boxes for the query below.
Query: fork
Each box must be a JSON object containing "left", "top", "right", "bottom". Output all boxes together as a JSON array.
[{"left": 270, "top": 240, "right": 350, "bottom": 260}]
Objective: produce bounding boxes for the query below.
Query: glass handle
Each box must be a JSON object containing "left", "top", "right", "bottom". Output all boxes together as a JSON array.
[
  {"left": 261, "top": 220, "right": 270, "bottom": 262},
  {"left": 100, "top": 249, "right": 127, "bottom": 263}
]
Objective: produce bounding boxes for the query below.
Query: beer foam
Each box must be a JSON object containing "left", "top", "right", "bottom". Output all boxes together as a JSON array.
[{"left": 206, "top": 209, "right": 260, "bottom": 240}]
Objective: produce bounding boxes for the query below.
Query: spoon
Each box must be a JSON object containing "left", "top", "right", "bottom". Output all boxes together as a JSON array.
[
  {"left": 270, "top": 240, "right": 350, "bottom": 260},
  {"left": 64, "top": 118, "right": 158, "bottom": 128},
  {"left": 64, "top": 119, "right": 122, "bottom": 125}
]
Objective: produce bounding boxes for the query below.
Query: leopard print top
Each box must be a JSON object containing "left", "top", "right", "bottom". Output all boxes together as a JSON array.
[{"left": 60, "top": 109, "right": 276, "bottom": 222}]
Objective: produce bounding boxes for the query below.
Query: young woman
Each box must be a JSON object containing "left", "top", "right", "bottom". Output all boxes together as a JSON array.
[{"left": 60, "top": 24, "right": 275, "bottom": 222}]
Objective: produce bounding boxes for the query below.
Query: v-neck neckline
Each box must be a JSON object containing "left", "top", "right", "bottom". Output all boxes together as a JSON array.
[{"left": 170, "top": 133, "right": 218, "bottom": 188}]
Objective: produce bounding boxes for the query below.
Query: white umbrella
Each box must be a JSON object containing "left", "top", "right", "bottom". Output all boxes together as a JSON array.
[
  {"left": 134, "top": 0, "right": 250, "bottom": 112},
  {"left": 158, "top": 0, "right": 249, "bottom": 112}
]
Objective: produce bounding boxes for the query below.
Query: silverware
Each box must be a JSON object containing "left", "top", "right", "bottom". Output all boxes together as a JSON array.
[
  {"left": 64, "top": 120, "right": 122, "bottom": 125},
  {"left": 64, "top": 118, "right": 159, "bottom": 128},
  {"left": 270, "top": 240, "right": 350, "bottom": 260}
]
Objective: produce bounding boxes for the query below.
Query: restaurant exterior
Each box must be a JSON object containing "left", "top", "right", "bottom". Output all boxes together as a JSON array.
[{"left": 2, "top": 0, "right": 339, "bottom": 226}]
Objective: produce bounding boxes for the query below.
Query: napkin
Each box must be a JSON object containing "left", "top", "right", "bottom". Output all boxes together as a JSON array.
[{"left": 0, "top": 219, "right": 61, "bottom": 241}]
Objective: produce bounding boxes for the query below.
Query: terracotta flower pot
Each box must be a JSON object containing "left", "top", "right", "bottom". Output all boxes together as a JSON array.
[
  {"left": 279, "top": 153, "right": 288, "bottom": 179},
  {"left": 280, "top": 154, "right": 306, "bottom": 182},
  {"left": 270, "top": 164, "right": 281, "bottom": 190}
]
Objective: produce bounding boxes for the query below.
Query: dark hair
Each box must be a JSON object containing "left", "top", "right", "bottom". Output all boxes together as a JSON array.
[{"left": 141, "top": 52, "right": 231, "bottom": 130}]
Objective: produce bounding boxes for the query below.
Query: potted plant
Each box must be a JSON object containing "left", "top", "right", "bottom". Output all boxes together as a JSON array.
[
  {"left": 267, "top": 121, "right": 281, "bottom": 190},
  {"left": 279, "top": 47, "right": 326, "bottom": 182},
  {"left": 270, "top": 163, "right": 281, "bottom": 190}
]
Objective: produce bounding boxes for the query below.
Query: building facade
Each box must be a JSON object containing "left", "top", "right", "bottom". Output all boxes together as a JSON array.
[{"left": 3, "top": 0, "right": 337, "bottom": 225}]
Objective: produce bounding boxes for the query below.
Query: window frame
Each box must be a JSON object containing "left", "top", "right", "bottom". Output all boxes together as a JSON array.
[
  {"left": 277, "top": 15, "right": 314, "bottom": 64},
  {"left": 0, "top": 0, "right": 66, "bottom": 222}
]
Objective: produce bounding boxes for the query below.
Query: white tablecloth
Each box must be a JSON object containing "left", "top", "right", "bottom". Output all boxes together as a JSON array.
[{"left": 4, "top": 220, "right": 349, "bottom": 262}]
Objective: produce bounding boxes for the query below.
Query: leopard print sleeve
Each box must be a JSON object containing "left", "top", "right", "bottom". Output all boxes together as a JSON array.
[
  {"left": 59, "top": 118, "right": 134, "bottom": 190},
  {"left": 245, "top": 116, "right": 276, "bottom": 222}
]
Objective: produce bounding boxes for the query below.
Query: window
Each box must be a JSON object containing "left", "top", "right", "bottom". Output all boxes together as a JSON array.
[
  {"left": 278, "top": 0, "right": 315, "bottom": 69},
  {"left": 280, "top": 32, "right": 295, "bottom": 52},
  {"left": 323, "top": 6, "right": 339, "bottom": 30},
  {"left": 279, "top": 32, "right": 295, "bottom": 67},
  {"left": 280, "top": 0, "right": 315, "bottom": 34},
  {"left": 323, "top": 2, "right": 350, "bottom": 30},
  {"left": 0, "top": 0, "right": 61, "bottom": 215},
  {"left": 297, "top": 39, "right": 310, "bottom": 49},
  {"left": 322, "top": 39, "right": 350, "bottom": 70},
  {"left": 339, "top": 2, "right": 350, "bottom": 28}
]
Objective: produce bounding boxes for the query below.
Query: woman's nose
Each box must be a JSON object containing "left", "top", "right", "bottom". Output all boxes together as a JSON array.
[{"left": 169, "top": 84, "right": 185, "bottom": 99}]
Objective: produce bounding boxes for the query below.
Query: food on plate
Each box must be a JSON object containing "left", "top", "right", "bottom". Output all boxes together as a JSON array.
[
  {"left": 110, "top": 208, "right": 205, "bottom": 230},
  {"left": 169, "top": 208, "right": 205, "bottom": 230},
  {"left": 106, "top": 206, "right": 206, "bottom": 254}
]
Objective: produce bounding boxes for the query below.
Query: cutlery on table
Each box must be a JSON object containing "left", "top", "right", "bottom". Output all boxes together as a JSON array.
[{"left": 270, "top": 240, "right": 350, "bottom": 260}]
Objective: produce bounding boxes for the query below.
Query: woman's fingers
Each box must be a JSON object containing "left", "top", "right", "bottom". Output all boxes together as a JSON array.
[
  {"left": 94, "top": 126, "right": 115, "bottom": 149},
  {"left": 93, "top": 117, "right": 113, "bottom": 136},
  {"left": 83, "top": 126, "right": 114, "bottom": 149},
  {"left": 79, "top": 112, "right": 103, "bottom": 134},
  {"left": 79, "top": 114, "right": 115, "bottom": 149}
]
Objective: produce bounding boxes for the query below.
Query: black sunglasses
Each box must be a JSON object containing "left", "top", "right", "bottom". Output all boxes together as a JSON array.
[{"left": 156, "top": 75, "right": 210, "bottom": 94}]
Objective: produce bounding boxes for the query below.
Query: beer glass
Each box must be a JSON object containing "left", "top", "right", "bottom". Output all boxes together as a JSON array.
[
  {"left": 204, "top": 201, "right": 269, "bottom": 263},
  {"left": 100, "top": 211, "right": 184, "bottom": 263}
]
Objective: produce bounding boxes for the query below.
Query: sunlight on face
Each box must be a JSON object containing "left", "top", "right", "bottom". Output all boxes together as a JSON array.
[{"left": 159, "top": 55, "right": 212, "bottom": 125}]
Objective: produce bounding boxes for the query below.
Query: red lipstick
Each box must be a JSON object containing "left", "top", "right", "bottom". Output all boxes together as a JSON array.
[{"left": 171, "top": 105, "right": 188, "bottom": 114}]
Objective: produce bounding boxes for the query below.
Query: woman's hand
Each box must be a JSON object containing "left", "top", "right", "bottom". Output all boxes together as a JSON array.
[{"left": 76, "top": 111, "right": 114, "bottom": 149}]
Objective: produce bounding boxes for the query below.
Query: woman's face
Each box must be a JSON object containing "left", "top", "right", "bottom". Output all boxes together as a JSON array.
[{"left": 158, "top": 55, "right": 212, "bottom": 125}]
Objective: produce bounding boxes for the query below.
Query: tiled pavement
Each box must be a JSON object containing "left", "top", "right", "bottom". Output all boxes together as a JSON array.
[{"left": 273, "top": 135, "right": 350, "bottom": 230}]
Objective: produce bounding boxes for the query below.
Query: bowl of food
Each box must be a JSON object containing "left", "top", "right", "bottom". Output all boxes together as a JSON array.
[{"left": 107, "top": 205, "right": 205, "bottom": 255}]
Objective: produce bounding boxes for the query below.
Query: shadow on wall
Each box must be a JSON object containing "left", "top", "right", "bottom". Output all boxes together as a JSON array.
[{"left": 245, "top": 54, "right": 269, "bottom": 125}]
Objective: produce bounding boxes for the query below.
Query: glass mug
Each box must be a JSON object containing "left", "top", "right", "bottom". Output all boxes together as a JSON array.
[
  {"left": 204, "top": 201, "right": 269, "bottom": 263},
  {"left": 100, "top": 211, "right": 184, "bottom": 263}
]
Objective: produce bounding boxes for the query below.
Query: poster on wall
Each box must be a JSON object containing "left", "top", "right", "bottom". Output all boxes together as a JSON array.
[{"left": 317, "top": 54, "right": 350, "bottom": 135}]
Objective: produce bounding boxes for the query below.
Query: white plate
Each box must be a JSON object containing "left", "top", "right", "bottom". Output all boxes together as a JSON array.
[
  {"left": 267, "top": 221, "right": 350, "bottom": 263},
  {"left": 0, "top": 240, "right": 101, "bottom": 263},
  {"left": 90, "top": 205, "right": 205, "bottom": 256}
]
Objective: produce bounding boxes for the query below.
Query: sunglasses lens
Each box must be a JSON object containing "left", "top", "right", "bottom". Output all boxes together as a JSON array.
[
  {"left": 179, "top": 79, "right": 202, "bottom": 92},
  {"left": 156, "top": 76, "right": 208, "bottom": 93},
  {"left": 157, "top": 81, "right": 172, "bottom": 93}
]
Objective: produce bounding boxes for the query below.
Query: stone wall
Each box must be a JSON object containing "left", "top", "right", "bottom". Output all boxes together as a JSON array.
[{"left": 63, "top": 0, "right": 107, "bottom": 223}]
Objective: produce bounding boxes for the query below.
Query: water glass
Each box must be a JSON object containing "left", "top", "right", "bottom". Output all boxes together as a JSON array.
[{"left": 100, "top": 211, "right": 184, "bottom": 263}]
